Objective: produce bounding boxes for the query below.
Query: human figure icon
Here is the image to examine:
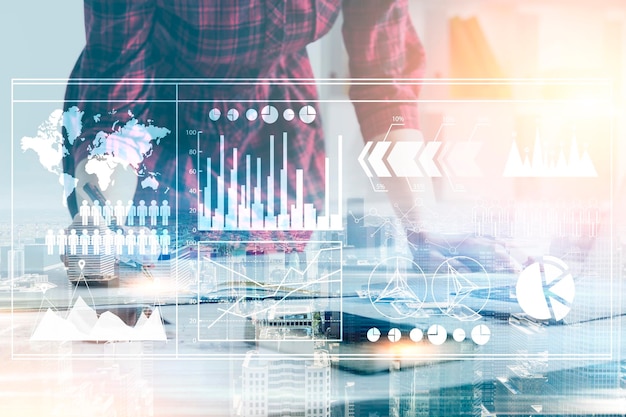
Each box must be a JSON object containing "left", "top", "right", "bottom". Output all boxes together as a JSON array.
[
  {"left": 159, "top": 229, "right": 170, "bottom": 255},
  {"left": 114, "top": 229, "right": 125, "bottom": 255},
  {"left": 57, "top": 229, "right": 67, "bottom": 255},
  {"left": 125, "top": 229, "right": 136, "bottom": 255},
  {"left": 45, "top": 229, "right": 55, "bottom": 255},
  {"left": 80, "top": 229, "right": 91, "bottom": 255},
  {"left": 160, "top": 200, "right": 170, "bottom": 226},
  {"left": 103, "top": 229, "right": 113, "bottom": 255},
  {"left": 126, "top": 200, "right": 136, "bottom": 226},
  {"left": 137, "top": 229, "right": 147, "bottom": 255},
  {"left": 149, "top": 200, "right": 159, "bottom": 226},
  {"left": 91, "top": 200, "right": 102, "bottom": 226},
  {"left": 149, "top": 229, "right": 159, "bottom": 255},
  {"left": 114, "top": 200, "right": 126, "bottom": 226},
  {"left": 79, "top": 200, "right": 90, "bottom": 226},
  {"left": 137, "top": 200, "right": 147, "bottom": 226},
  {"left": 68, "top": 229, "right": 79, "bottom": 255},
  {"left": 92, "top": 229, "right": 101, "bottom": 255},
  {"left": 103, "top": 200, "right": 113, "bottom": 226}
]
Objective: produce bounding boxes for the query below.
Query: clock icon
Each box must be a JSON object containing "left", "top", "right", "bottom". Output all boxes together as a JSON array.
[
  {"left": 387, "top": 328, "right": 401, "bottom": 343},
  {"left": 427, "top": 324, "right": 447, "bottom": 346},
  {"left": 367, "top": 327, "right": 381, "bottom": 343},
  {"left": 261, "top": 105, "right": 279, "bottom": 124}
]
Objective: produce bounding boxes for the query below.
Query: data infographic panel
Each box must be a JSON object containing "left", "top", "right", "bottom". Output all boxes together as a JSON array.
[{"left": 10, "top": 79, "right": 617, "bottom": 362}]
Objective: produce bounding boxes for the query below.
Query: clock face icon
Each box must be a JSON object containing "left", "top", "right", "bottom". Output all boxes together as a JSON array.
[
  {"left": 366, "top": 327, "right": 381, "bottom": 343},
  {"left": 387, "top": 328, "right": 401, "bottom": 343},
  {"left": 427, "top": 324, "right": 447, "bottom": 345}
]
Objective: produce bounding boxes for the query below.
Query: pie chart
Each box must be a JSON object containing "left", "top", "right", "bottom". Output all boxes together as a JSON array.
[
  {"left": 516, "top": 256, "right": 575, "bottom": 321},
  {"left": 453, "top": 328, "right": 466, "bottom": 342},
  {"left": 471, "top": 324, "right": 490, "bottom": 345},
  {"left": 367, "top": 327, "right": 381, "bottom": 342},
  {"left": 208, "top": 108, "right": 221, "bottom": 121},
  {"left": 427, "top": 324, "right": 447, "bottom": 345},
  {"left": 261, "top": 105, "right": 279, "bottom": 124},
  {"left": 388, "top": 328, "right": 401, "bottom": 343},
  {"left": 299, "top": 105, "right": 316, "bottom": 124},
  {"left": 226, "top": 108, "right": 239, "bottom": 121},
  {"left": 409, "top": 328, "right": 423, "bottom": 342},
  {"left": 246, "top": 109, "right": 258, "bottom": 121},
  {"left": 283, "top": 108, "right": 295, "bottom": 121}
]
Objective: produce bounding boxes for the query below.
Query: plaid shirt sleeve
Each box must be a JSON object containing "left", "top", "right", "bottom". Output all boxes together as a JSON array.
[{"left": 342, "top": 0, "right": 425, "bottom": 140}]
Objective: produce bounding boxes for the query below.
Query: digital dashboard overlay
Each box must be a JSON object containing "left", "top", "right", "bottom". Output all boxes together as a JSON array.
[{"left": 10, "top": 78, "right": 618, "bottom": 365}]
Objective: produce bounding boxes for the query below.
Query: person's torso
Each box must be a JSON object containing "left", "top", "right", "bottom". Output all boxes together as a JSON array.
[{"left": 153, "top": 0, "right": 341, "bottom": 77}]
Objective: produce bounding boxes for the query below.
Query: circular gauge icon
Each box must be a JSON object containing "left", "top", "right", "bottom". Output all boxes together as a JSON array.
[
  {"left": 209, "top": 108, "right": 221, "bottom": 121},
  {"left": 367, "top": 327, "right": 381, "bottom": 343},
  {"left": 453, "top": 328, "right": 466, "bottom": 342},
  {"left": 471, "top": 324, "right": 491, "bottom": 346},
  {"left": 246, "top": 109, "right": 258, "bottom": 121},
  {"left": 283, "top": 108, "right": 295, "bottom": 121},
  {"left": 427, "top": 324, "right": 447, "bottom": 346},
  {"left": 261, "top": 105, "right": 279, "bottom": 124},
  {"left": 409, "top": 328, "right": 423, "bottom": 342},
  {"left": 226, "top": 108, "right": 239, "bottom": 121},
  {"left": 299, "top": 105, "right": 316, "bottom": 124},
  {"left": 388, "top": 328, "right": 402, "bottom": 343}
]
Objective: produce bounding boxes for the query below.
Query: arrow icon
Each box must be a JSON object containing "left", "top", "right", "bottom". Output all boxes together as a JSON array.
[
  {"left": 418, "top": 141, "right": 442, "bottom": 177},
  {"left": 387, "top": 142, "right": 423, "bottom": 177},
  {"left": 368, "top": 142, "right": 393, "bottom": 177}
]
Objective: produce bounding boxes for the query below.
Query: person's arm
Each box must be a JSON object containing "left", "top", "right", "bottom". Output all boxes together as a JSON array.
[
  {"left": 69, "top": 0, "right": 157, "bottom": 102},
  {"left": 342, "top": 0, "right": 426, "bottom": 229}
]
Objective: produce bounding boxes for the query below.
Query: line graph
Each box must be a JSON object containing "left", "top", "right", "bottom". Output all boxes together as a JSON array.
[{"left": 196, "top": 241, "right": 342, "bottom": 342}]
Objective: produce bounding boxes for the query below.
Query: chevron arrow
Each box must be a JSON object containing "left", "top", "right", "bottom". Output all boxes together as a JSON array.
[
  {"left": 418, "top": 141, "right": 442, "bottom": 177},
  {"left": 358, "top": 141, "right": 374, "bottom": 178},
  {"left": 387, "top": 142, "right": 423, "bottom": 177},
  {"left": 368, "top": 142, "right": 393, "bottom": 177}
]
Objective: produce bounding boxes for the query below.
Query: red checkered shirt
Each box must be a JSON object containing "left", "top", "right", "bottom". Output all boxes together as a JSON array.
[{"left": 63, "top": 0, "right": 425, "bottom": 241}]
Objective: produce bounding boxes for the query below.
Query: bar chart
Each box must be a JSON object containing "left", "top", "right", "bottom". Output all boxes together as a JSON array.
[{"left": 196, "top": 132, "right": 343, "bottom": 231}]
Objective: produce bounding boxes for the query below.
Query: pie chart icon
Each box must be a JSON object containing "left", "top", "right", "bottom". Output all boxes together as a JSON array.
[
  {"left": 471, "top": 324, "right": 490, "bottom": 345},
  {"left": 427, "top": 324, "right": 447, "bottom": 346},
  {"left": 516, "top": 256, "right": 575, "bottom": 321},
  {"left": 261, "top": 105, "right": 279, "bottom": 124},
  {"left": 388, "top": 328, "right": 402, "bottom": 343},
  {"left": 299, "top": 105, "right": 317, "bottom": 124},
  {"left": 367, "top": 327, "right": 381, "bottom": 343}
]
